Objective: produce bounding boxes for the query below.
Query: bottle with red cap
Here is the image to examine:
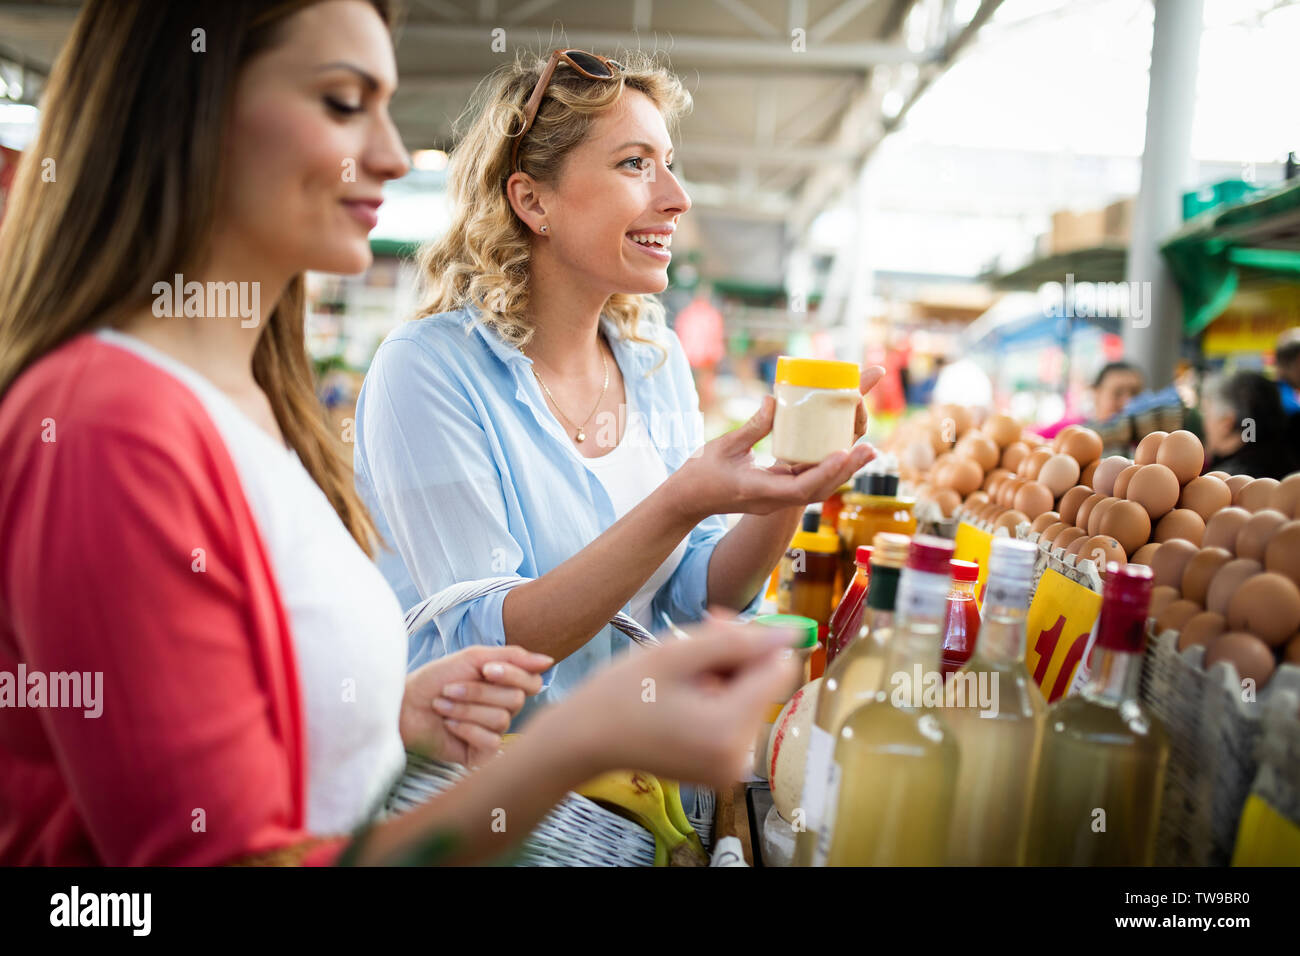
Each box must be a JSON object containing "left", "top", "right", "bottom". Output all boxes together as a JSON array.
[
  {"left": 940, "top": 559, "right": 981, "bottom": 679},
  {"left": 827, "top": 545, "right": 872, "bottom": 665},
  {"left": 816, "top": 535, "right": 960, "bottom": 866},
  {"left": 1025, "top": 563, "right": 1170, "bottom": 865}
]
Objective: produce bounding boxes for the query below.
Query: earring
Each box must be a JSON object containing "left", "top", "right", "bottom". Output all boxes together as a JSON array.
[{"left": 540, "top": 224, "right": 549, "bottom": 233}]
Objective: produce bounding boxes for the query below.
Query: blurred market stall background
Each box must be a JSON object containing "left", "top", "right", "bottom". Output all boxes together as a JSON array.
[{"left": 1, "top": 0, "right": 1297, "bottom": 450}]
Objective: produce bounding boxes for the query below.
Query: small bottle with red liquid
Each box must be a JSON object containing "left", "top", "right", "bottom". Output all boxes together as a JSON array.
[
  {"left": 940, "top": 559, "right": 981, "bottom": 679},
  {"left": 826, "top": 546, "right": 871, "bottom": 666}
]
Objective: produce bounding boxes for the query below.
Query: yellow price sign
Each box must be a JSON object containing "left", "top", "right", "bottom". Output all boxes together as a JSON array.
[
  {"left": 953, "top": 521, "right": 992, "bottom": 611},
  {"left": 1025, "top": 568, "right": 1102, "bottom": 703}
]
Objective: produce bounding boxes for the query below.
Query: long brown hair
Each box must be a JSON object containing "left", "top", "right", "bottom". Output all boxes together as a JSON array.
[{"left": 0, "top": 0, "right": 392, "bottom": 554}]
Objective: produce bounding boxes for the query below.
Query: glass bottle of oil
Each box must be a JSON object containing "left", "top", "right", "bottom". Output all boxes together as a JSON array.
[
  {"left": 793, "top": 532, "right": 909, "bottom": 866},
  {"left": 1025, "top": 563, "right": 1168, "bottom": 865},
  {"left": 817, "top": 535, "right": 959, "bottom": 866},
  {"left": 945, "top": 536, "right": 1045, "bottom": 865}
]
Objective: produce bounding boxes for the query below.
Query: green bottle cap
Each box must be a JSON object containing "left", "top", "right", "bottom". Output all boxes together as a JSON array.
[{"left": 753, "top": 613, "right": 819, "bottom": 648}]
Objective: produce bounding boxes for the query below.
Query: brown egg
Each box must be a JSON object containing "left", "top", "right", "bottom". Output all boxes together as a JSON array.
[
  {"left": 1037, "top": 454, "right": 1081, "bottom": 498},
  {"left": 1030, "top": 511, "right": 1060, "bottom": 534},
  {"left": 994, "top": 510, "right": 1029, "bottom": 535},
  {"left": 1149, "top": 539, "right": 1198, "bottom": 590},
  {"left": 1155, "top": 598, "right": 1203, "bottom": 634},
  {"left": 1100, "top": 500, "right": 1151, "bottom": 557},
  {"left": 1226, "top": 573, "right": 1300, "bottom": 646},
  {"left": 1040, "top": 521, "right": 1067, "bottom": 546},
  {"left": 1283, "top": 633, "right": 1300, "bottom": 664},
  {"left": 1235, "top": 508, "right": 1288, "bottom": 562},
  {"left": 1057, "top": 486, "right": 1092, "bottom": 526},
  {"left": 1205, "top": 632, "right": 1276, "bottom": 688},
  {"left": 1022, "top": 448, "right": 1052, "bottom": 481},
  {"left": 1081, "top": 535, "right": 1126, "bottom": 569},
  {"left": 1131, "top": 542, "right": 1161, "bottom": 565},
  {"left": 931, "top": 461, "right": 954, "bottom": 489},
  {"left": 1086, "top": 497, "right": 1120, "bottom": 536},
  {"left": 1064, "top": 533, "right": 1092, "bottom": 557},
  {"left": 1237, "top": 478, "right": 1279, "bottom": 513},
  {"left": 997, "top": 477, "right": 1021, "bottom": 507},
  {"left": 1153, "top": 509, "right": 1205, "bottom": 546},
  {"left": 1203, "top": 506, "right": 1250, "bottom": 553},
  {"left": 1061, "top": 428, "right": 1103, "bottom": 466},
  {"left": 1014, "top": 481, "right": 1055, "bottom": 519},
  {"left": 949, "top": 458, "right": 984, "bottom": 497},
  {"left": 1149, "top": 585, "right": 1181, "bottom": 620},
  {"left": 1075, "top": 493, "right": 1107, "bottom": 531},
  {"left": 1178, "top": 611, "right": 1227, "bottom": 652},
  {"left": 1055, "top": 527, "right": 1087, "bottom": 553},
  {"left": 1135, "top": 431, "right": 1168, "bottom": 465},
  {"left": 960, "top": 433, "right": 1000, "bottom": 472},
  {"left": 1127, "top": 464, "right": 1180, "bottom": 520},
  {"left": 1052, "top": 425, "right": 1081, "bottom": 453},
  {"left": 932, "top": 487, "right": 962, "bottom": 518},
  {"left": 1080, "top": 459, "right": 1099, "bottom": 488},
  {"left": 984, "top": 468, "right": 1013, "bottom": 492},
  {"left": 1155, "top": 429, "right": 1205, "bottom": 485},
  {"left": 1178, "top": 475, "right": 1232, "bottom": 522},
  {"left": 936, "top": 404, "right": 972, "bottom": 438},
  {"left": 1091, "top": 456, "right": 1131, "bottom": 496},
  {"left": 999, "top": 442, "right": 1028, "bottom": 473},
  {"left": 1205, "top": 470, "right": 1231, "bottom": 480},
  {"left": 965, "top": 490, "right": 989, "bottom": 508},
  {"left": 1181, "top": 547, "right": 1233, "bottom": 605},
  {"left": 1205, "top": 558, "right": 1263, "bottom": 616},
  {"left": 1268, "top": 473, "right": 1300, "bottom": 519},
  {"left": 1112, "top": 464, "right": 1142, "bottom": 499},
  {"left": 984, "top": 414, "right": 1021, "bottom": 448},
  {"left": 1224, "top": 474, "right": 1252, "bottom": 503},
  {"left": 1264, "top": 521, "right": 1300, "bottom": 588}
]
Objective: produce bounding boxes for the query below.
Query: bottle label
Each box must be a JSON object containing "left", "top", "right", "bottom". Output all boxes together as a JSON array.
[
  {"left": 812, "top": 759, "right": 841, "bottom": 867},
  {"left": 799, "top": 725, "right": 834, "bottom": 834},
  {"left": 984, "top": 578, "right": 1030, "bottom": 611}
]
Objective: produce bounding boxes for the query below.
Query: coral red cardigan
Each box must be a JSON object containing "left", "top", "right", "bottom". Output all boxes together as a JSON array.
[{"left": 0, "top": 335, "right": 343, "bottom": 865}]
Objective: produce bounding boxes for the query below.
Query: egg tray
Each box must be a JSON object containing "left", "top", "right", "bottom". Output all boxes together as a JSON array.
[
  {"left": 1141, "top": 629, "right": 1300, "bottom": 867},
  {"left": 1015, "top": 522, "right": 1106, "bottom": 595}
]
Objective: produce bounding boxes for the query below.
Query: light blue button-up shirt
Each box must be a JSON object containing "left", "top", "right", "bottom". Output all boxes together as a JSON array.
[{"left": 353, "top": 305, "right": 761, "bottom": 724}]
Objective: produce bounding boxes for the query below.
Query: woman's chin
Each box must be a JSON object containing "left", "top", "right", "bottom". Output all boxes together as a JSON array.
[{"left": 313, "top": 244, "right": 374, "bottom": 276}]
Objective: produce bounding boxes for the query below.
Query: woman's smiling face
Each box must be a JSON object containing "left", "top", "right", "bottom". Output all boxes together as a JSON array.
[{"left": 526, "top": 89, "right": 691, "bottom": 296}]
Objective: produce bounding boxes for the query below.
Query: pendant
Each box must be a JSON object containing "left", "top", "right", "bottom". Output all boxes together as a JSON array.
[{"left": 576, "top": 430, "right": 586, "bottom": 442}]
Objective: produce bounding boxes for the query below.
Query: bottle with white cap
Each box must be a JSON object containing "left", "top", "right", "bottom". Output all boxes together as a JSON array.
[{"left": 944, "top": 536, "right": 1046, "bottom": 865}]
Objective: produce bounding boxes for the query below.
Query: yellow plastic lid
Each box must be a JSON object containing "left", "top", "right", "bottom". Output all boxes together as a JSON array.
[
  {"left": 791, "top": 528, "right": 840, "bottom": 554},
  {"left": 775, "top": 355, "right": 860, "bottom": 390}
]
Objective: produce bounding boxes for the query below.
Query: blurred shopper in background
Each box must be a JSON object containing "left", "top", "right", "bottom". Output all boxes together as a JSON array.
[
  {"left": 1276, "top": 327, "right": 1300, "bottom": 415},
  {"left": 1202, "top": 369, "right": 1300, "bottom": 479},
  {"left": 1035, "top": 360, "right": 1145, "bottom": 440}
]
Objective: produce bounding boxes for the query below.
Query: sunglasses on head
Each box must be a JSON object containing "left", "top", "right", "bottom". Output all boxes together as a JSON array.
[{"left": 507, "top": 49, "right": 623, "bottom": 177}]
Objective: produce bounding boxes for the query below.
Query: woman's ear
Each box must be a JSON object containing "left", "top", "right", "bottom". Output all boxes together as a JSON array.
[{"left": 505, "top": 172, "right": 549, "bottom": 236}]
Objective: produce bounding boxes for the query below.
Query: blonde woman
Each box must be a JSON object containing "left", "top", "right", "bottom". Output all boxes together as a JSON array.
[{"left": 355, "top": 50, "right": 883, "bottom": 717}]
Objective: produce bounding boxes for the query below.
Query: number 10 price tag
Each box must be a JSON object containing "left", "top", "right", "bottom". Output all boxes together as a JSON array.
[{"left": 1024, "top": 568, "right": 1102, "bottom": 703}]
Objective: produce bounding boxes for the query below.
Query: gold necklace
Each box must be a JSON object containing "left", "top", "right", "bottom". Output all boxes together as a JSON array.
[{"left": 529, "top": 349, "right": 609, "bottom": 443}]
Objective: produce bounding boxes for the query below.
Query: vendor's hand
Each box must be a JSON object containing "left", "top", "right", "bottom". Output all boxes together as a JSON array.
[
  {"left": 531, "top": 614, "right": 800, "bottom": 791},
  {"left": 400, "top": 645, "right": 553, "bottom": 766},
  {"left": 668, "top": 365, "right": 886, "bottom": 520}
]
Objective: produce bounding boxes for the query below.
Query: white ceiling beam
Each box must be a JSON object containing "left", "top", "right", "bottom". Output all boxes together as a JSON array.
[
  {"left": 399, "top": 24, "right": 936, "bottom": 69},
  {"left": 810, "top": 0, "right": 877, "bottom": 42},
  {"left": 713, "top": 0, "right": 782, "bottom": 38}
]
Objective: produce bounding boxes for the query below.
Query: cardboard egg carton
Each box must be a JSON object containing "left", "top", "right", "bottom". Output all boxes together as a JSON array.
[
  {"left": 1016, "top": 522, "right": 1105, "bottom": 595},
  {"left": 1141, "top": 628, "right": 1300, "bottom": 866}
]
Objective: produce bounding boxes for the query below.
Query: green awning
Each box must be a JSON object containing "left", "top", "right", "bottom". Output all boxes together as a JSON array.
[{"left": 1161, "top": 180, "right": 1300, "bottom": 336}]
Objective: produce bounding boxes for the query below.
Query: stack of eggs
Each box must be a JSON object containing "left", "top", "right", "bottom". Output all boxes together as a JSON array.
[{"left": 956, "top": 422, "right": 1104, "bottom": 538}]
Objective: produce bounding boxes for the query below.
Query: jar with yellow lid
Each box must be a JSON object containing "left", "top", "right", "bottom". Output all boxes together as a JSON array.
[{"left": 771, "top": 356, "right": 861, "bottom": 465}]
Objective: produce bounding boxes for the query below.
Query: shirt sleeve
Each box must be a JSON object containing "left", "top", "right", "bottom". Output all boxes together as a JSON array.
[
  {"left": 649, "top": 328, "right": 764, "bottom": 625},
  {"left": 7, "top": 423, "right": 320, "bottom": 865},
  {"left": 357, "top": 336, "right": 552, "bottom": 684}
]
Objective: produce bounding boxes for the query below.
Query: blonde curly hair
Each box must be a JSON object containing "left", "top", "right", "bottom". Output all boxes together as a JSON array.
[{"left": 414, "top": 50, "right": 693, "bottom": 364}]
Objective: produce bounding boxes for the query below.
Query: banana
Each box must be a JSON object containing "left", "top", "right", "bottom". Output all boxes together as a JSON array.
[
  {"left": 576, "top": 770, "right": 708, "bottom": 867},
  {"left": 660, "top": 778, "right": 709, "bottom": 860}
]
